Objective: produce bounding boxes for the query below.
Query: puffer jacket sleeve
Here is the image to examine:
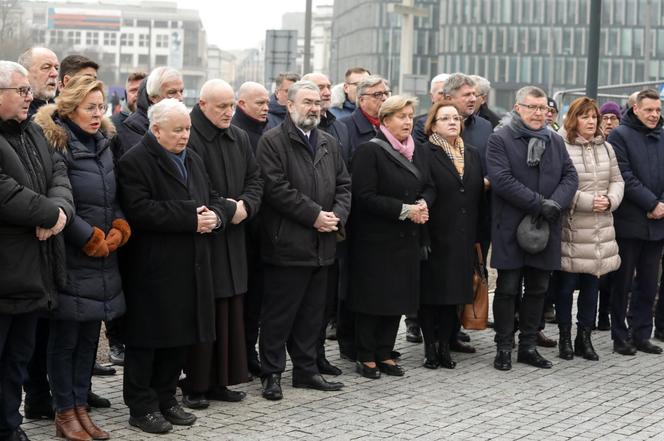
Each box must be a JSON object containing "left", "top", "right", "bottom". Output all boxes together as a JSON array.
[
  {"left": 605, "top": 142, "right": 624, "bottom": 212},
  {"left": 46, "top": 149, "right": 75, "bottom": 222}
]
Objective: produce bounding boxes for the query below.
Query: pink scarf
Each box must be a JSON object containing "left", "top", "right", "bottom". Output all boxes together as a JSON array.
[{"left": 379, "top": 125, "right": 415, "bottom": 161}]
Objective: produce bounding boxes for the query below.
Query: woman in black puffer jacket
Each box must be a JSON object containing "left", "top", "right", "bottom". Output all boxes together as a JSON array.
[{"left": 35, "top": 76, "right": 129, "bottom": 441}]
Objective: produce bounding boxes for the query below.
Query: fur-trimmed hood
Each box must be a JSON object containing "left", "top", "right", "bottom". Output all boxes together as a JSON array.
[{"left": 34, "top": 103, "right": 116, "bottom": 152}]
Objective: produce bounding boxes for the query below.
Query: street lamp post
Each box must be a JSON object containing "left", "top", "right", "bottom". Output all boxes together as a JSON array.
[{"left": 585, "top": 0, "right": 602, "bottom": 99}]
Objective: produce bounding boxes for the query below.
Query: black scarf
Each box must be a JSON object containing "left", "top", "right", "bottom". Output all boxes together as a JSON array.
[{"left": 621, "top": 107, "right": 663, "bottom": 137}]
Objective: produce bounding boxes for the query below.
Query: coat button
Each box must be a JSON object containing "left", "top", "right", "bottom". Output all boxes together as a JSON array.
[{"left": 459, "top": 187, "right": 465, "bottom": 193}]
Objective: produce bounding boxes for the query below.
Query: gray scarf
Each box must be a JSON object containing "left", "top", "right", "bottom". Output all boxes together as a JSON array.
[{"left": 508, "top": 110, "right": 552, "bottom": 167}]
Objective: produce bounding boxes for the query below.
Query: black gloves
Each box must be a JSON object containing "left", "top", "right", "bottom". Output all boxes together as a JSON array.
[{"left": 540, "top": 199, "right": 562, "bottom": 223}]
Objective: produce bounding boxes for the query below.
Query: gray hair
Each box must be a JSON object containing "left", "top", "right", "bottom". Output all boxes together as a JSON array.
[
  {"left": 148, "top": 98, "right": 189, "bottom": 129},
  {"left": 442, "top": 73, "right": 475, "bottom": 97},
  {"left": 18, "top": 47, "right": 43, "bottom": 70},
  {"left": 356, "top": 75, "right": 388, "bottom": 105},
  {"left": 430, "top": 73, "right": 450, "bottom": 93},
  {"left": 470, "top": 75, "right": 491, "bottom": 97},
  {"left": 287, "top": 80, "right": 320, "bottom": 102},
  {"left": 199, "top": 78, "right": 232, "bottom": 100},
  {"left": 0, "top": 61, "right": 28, "bottom": 88},
  {"left": 275, "top": 72, "right": 300, "bottom": 88},
  {"left": 379, "top": 95, "right": 419, "bottom": 122},
  {"left": 515, "top": 86, "right": 547, "bottom": 104},
  {"left": 146, "top": 66, "right": 182, "bottom": 98},
  {"left": 237, "top": 81, "right": 268, "bottom": 100}
]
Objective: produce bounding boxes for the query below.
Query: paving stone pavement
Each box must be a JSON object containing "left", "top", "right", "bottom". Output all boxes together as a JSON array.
[{"left": 22, "top": 294, "right": 664, "bottom": 441}]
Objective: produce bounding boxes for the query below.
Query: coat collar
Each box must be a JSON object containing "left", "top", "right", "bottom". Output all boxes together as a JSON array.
[
  {"left": 351, "top": 107, "right": 376, "bottom": 135},
  {"left": 142, "top": 131, "right": 190, "bottom": 188},
  {"left": 232, "top": 105, "right": 267, "bottom": 134},
  {"left": 190, "top": 104, "right": 236, "bottom": 143},
  {"left": 282, "top": 114, "right": 329, "bottom": 163}
]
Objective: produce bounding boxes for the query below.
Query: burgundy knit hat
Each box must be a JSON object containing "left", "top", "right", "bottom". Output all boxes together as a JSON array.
[{"left": 599, "top": 101, "right": 622, "bottom": 119}]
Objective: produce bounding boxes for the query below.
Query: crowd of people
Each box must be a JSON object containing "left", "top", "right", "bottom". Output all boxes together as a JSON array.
[{"left": 1, "top": 45, "right": 664, "bottom": 441}]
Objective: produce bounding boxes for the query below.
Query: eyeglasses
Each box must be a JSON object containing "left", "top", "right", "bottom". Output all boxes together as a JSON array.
[
  {"left": 518, "top": 103, "right": 549, "bottom": 113},
  {"left": 80, "top": 104, "right": 108, "bottom": 115},
  {"left": 436, "top": 115, "right": 463, "bottom": 123},
  {"left": 0, "top": 86, "right": 33, "bottom": 97},
  {"left": 601, "top": 115, "right": 619, "bottom": 122},
  {"left": 362, "top": 91, "right": 391, "bottom": 99}
]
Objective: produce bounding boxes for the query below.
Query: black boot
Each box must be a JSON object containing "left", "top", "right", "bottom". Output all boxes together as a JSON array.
[
  {"left": 438, "top": 342, "right": 456, "bottom": 369},
  {"left": 574, "top": 327, "right": 599, "bottom": 361},
  {"left": 558, "top": 324, "right": 574, "bottom": 360},
  {"left": 423, "top": 342, "right": 439, "bottom": 369}
]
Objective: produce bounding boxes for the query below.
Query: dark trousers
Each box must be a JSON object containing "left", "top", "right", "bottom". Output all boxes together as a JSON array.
[
  {"left": 244, "top": 257, "right": 263, "bottom": 361},
  {"left": 123, "top": 345, "right": 188, "bottom": 417},
  {"left": 419, "top": 305, "right": 457, "bottom": 346},
  {"left": 354, "top": 313, "right": 400, "bottom": 362},
  {"left": 0, "top": 313, "right": 38, "bottom": 437},
  {"left": 611, "top": 238, "right": 664, "bottom": 343},
  {"left": 336, "top": 299, "right": 355, "bottom": 357},
  {"left": 598, "top": 273, "right": 612, "bottom": 318},
  {"left": 317, "top": 259, "right": 340, "bottom": 360},
  {"left": 494, "top": 267, "right": 550, "bottom": 351},
  {"left": 259, "top": 265, "right": 328, "bottom": 377},
  {"left": 538, "top": 271, "right": 559, "bottom": 331},
  {"left": 654, "top": 256, "right": 664, "bottom": 332},
  {"left": 104, "top": 317, "right": 123, "bottom": 348},
  {"left": 24, "top": 317, "right": 51, "bottom": 405},
  {"left": 555, "top": 272, "right": 600, "bottom": 329},
  {"left": 47, "top": 320, "right": 101, "bottom": 412}
]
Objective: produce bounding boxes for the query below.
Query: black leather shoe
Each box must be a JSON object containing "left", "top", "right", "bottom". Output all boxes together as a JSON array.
[
  {"left": 206, "top": 386, "right": 246, "bottom": 402},
  {"left": 24, "top": 399, "right": 54, "bottom": 419},
  {"left": 654, "top": 329, "right": 664, "bottom": 342},
  {"left": 450, "top": 339, "right": 476, "bottom": 353},
  {"left": 376, "top": 361, "right": 405, "bottom": 376},
  {"left": 597, "top": 314, "right": 611, "bottom": 331},
  {"left": 635, "top": 339, "right": 663, "bottom": 354},
  {"left": 317, "top": 357, "right": 342, "bottom": 376},
  {"left": 87, "top": 390, "right": 111, "bottom": 408},
  {"left": 7, "top": 427, "right": 30, "bottom": 441},
  {"left": 92, "top": 362, "right": 116, "bottom": 376},
  {"left": 406, "top": 325, "right": 423, "bottom": 343},
  {"left": 292, "top": 373, "right": 344, "bottom": 391},
  {"left": 457, "top": 331, "right": 471, "bottom": 342},
  {"left": 129, "top": 412, "right": 173, "bottom": 433},
  {"left": 423, "top": 343, "right": 439, "bottom": 369},
  {"left": 161, "top": 404, "right": 196, "bottom": 426},
  {"left": 613, "top": 339, "right": 637, "bottom": 355},
  {"left": 108, "top": 344, "right": 125, "bottom": 366},
  {"left": 182, "top": 393, "right": 209, "bottom": 409},
  {"left": 261, "top": 374, "right": 283, "bottom": 400},
  {"left": 536, "top": 331, "right": 557, "bottom": 348},
  {"left": 355, "top": 361, "right": 381, "bottom": 379},
  {"left": 438, "top": 342, "right": 456, "bottom": 369},
  {"left": 517, "top": 348, "right": 553, "bottom": 368},
  {"left": 493, "top": 350, "right": 512, "bottom": 371}
]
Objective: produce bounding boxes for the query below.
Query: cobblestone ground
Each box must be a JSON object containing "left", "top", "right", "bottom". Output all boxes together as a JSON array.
[{"left": 22, "top": 292, "right": 664, "bottom": 441}]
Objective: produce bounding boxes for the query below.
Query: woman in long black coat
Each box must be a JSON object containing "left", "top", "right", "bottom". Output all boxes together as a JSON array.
[
  {"left": 419, "top": 102, "right": 485, "bottom": 370},
  {"left": 117, "top": 99, "right": 229, "bottom": 434},
  {"left": 349, "top": 95, "right": 435, "bottom": 379}
]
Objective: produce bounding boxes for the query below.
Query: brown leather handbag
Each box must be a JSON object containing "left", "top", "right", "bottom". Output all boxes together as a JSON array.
[{"left": 461, "top": 244, "right": 489, "bottom": 330}]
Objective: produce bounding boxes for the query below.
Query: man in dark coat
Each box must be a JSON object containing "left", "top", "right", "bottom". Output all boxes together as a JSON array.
[
  {"left": 470, "top": 75, "right": 502, "bottom": 129},
  {"left": 0, "top": 60, "right": 73, "bottom": 441},
  {"left": 232, "top": 81, "right": 269, "bottom": 152},
  {"left": 486, "top": 85, "right": 578, "bottom": 371},
  {"left": 118, "top": 99, "right": 229, "bottom": 434},
  {"left": 329, "top": 67, "right": 370, "bottom": 120},
  {"left": 413, "top": 73, "right": 449, "bottom": 145},
  {"left": 110, "top": 71, "right": 147, "bottom": 128},
  {"left": 256, "top": 80, "right": 351, "bottom": 401},
  {"left": 181, "top": 80, "right": 263, "bottom": 409},
  {"left": 340, "top": 75, "right": 389, "bottom": 159},
  {"left": 18, "top": 47, "right": 59, "bottom": 120},
  {"left": 266, "top": 72, "right": 300, "bottom": 130},
  {"left": 608, "top": 89, "right": 664, "bottom": 356}
]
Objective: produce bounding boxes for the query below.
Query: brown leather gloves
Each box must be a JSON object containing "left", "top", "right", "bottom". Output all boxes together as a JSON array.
[{"left": 82, "top": 220, "right": 132, "bottom": 257}]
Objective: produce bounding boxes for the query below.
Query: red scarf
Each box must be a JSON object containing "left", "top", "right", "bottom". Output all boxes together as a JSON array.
[{"left": 361, "top": 108, "right": 380, "bottom": 127}]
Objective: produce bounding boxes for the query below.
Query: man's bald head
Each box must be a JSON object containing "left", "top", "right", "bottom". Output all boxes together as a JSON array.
[
  {"left": 237, "top": 81, "right": 269, "bottom": 122},
  {"left": 198, "top": 79, "right": 235, "bottom": 129}
]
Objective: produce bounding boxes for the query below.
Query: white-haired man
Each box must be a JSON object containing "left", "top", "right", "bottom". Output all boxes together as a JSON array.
[
  {"left": 413, "top": 73, "right": 450, "bottom": 145},
  {"left": 17, "top": 47, "right": 59, "bottom": 119}
]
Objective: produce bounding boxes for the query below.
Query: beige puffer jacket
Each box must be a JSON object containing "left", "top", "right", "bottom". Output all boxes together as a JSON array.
[{"left": 559, "top": 128, "right": 624, "bottom": 276}]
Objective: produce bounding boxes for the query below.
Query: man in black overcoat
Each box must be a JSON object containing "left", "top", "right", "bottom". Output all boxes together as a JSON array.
[
  {"left": 256, "top": 80, "right": 351, "bottom": 401},
  {"left": 486, "top": 85, "right": 578, "bottom": 371}
]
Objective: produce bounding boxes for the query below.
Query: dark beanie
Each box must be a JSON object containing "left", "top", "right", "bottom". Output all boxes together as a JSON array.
[{"left": 600, "top": 101, "right": 622, "bottom": 119}]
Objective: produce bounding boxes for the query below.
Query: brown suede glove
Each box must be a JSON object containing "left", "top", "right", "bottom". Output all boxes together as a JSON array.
[
  {"left": 111, "top": 219, "right": 131, "bottom": 246},
  {"left": 83, "top": 227, "right": 109, "bottom": 258},
  {"left": 105, "top": 229, "right": 122, "bottom": 253}
]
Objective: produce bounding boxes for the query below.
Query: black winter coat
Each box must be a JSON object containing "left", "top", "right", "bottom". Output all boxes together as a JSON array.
[
  {"left": 189, "top": 105, "right": 263, "bottom": 297},
  {"left": 256, "top": 115, "right": 351, "bottom": 267},
  {"left": 340, "top": 107, "right": 378, "bottom": 160},
  {"left": 266, "top": 94, "right": 287, "bottom": 130},
  {"left": 486, "top": 126, "right": 578, "bottom": 271},
  {"left": 348, "top": 133, "right": 435, "bottom": 316},
  {"left": 421, "top": 141, "right": 485, "bottom": 306},
  {"left": 462, "top": 114, "right": 493, "bottom": 175},
  {"left": 35, "top": 105, "right": 126, "bottom": 322},
  {"left": 117, "top": 132, "right": 228, "bottom": 348},
  {"left": 608, "top": 110, "right": 664, "bottom": 241},
  {"left": 0, "top": 118, "right": 74, "bottom": 315},
  {"left": 112, "top": 78, "right": 149, "bottom": 160},
  {"left": 231, "top": 105, "right": 267, "bottom": 153},
  {"left": 319, "top": 111, "right": 352, "bottom": 166}
]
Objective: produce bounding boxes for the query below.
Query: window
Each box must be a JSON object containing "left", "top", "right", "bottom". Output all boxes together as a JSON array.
[
  {"left": 49, "top": 30, "right": 64, "bottom": 44},
  {"left": 120, "top": 33, "right": 134, "bottom": 47},
  {"left": 139, "top": 34, "right": 150, "bottom": 47},
  {"left": 85, "top": 32, "right": 99, "bottom": 46},
  {"left": 67, "top": 31, "right": 81, "bottom": 45},
  {"left": 136, "top": 20, "right": 150, "bottom": 27},
  {"left": 155, "top": 55, "right": 168, "bottom": 65},
  {"left": 156, "top": 34, "right": 169, "bottom": 48},
  {"left": 102, "top": 53, "right": 115, "bottom": 64},
  {"left": 154, "top": 20, "right": 168, "bottom": 28},
  {"left": 138, "top": 54, "right": 149, "bottom": 66},
  {"left": 123, "top": 18, "right": 134, "bottom": 26},
  {"left": 120, "top": 54, "right": 133, "bottom": 65},
  {"left": 621, "top": 29, "right": 633, "bottom": 56},
  {"left": 633, "top": 28, "right": 644, "bottom": 56},
  {"left": 103, "top": 32, "right": 117, "bottom": 46}
]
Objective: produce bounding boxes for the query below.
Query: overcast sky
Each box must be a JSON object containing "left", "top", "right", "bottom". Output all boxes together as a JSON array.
[{"left": 178, "top": 0, "right": 307, "bottom": 51}]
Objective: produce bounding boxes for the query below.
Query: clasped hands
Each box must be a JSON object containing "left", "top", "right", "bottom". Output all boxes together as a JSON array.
[
  {"left": 407, "top": 199, "right": 429, "bottom": 224},
  {"left": 197, "top": 205, "right": 220, "bottom": 233},
  {"left": 648, "top": 201, "right": 664, "bottom": 220},
  {"left": 314, "top": 211, "right": 340, "bottom": 232},
  {"left": 35, "top": 207, "right": 67, "bottom": 241},
  {"left": 592, "top": 195, "right": 611, "bottom": 213}
]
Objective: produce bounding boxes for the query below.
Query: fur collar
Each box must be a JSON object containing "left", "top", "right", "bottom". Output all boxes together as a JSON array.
[{"left": 34, "top": 103, "right": 116, "bottom": 152}]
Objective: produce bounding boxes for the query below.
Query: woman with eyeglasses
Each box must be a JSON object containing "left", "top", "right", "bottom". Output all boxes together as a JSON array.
[
  {"left": 419, "top": 102, "right": 485, "bottom": 369},
  {"left": 35, "top": 76, "right": 129, "bottom": 441}
]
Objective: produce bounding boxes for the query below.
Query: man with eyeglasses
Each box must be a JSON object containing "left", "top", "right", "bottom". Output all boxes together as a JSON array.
[
  {"left": 18, "top": 47, "right": 59, "bottom": 119},
  {"left": 341, "top": 75, "right": 390, "bottom": 157},
  {"left": 0, "top": 60, "right": 74, "bottom": 441},
  {"left": 330, "top": 67, "right": 370, "bottom": 120},
  {"left": 487, "top": 85, "right": 578, "bottom": 371},
  {"left": 413, "top": 73, "right": 450, "bottom": 145},
  {"left": 266, "top": 72, "right": 300, "bottom": 130},
  {"left": 256, "top": 80, "right": 351, "bottom": 401}
]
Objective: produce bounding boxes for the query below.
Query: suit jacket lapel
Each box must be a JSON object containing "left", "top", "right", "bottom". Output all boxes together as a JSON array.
[{"left": 433, "top": 147, "right": 463, "bottom": 183}]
